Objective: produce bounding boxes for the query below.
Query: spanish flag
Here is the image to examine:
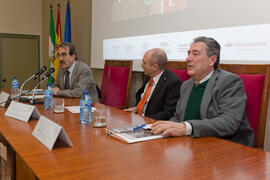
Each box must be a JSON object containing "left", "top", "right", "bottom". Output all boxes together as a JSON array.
[{"left": 53, "top": 4, "right": 62, "bottom": 80}]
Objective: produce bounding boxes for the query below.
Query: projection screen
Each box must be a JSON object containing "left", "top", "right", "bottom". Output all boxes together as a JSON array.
[{"left": 91, "top": 0, "right": 270, "bottom": 71}]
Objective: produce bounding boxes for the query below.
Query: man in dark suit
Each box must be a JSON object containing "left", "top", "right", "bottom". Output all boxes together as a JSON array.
[
  {"left": 124, "top": 48, "right": 182, "bottom": 120},
  {"left": 151, "top": 37, "right": 254, "bottom": 146},
  {"left": 52, "top": 42, "right": 99, "bottom": 102}
]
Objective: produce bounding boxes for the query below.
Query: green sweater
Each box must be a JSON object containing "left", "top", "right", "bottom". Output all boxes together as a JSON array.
[{"left": 184, "top": 80, "right": 209, "bottom": 121}]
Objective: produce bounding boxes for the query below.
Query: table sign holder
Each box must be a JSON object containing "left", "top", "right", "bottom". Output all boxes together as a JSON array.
[
  {"left": 5, "top": 101, "right": 40, "bottom": 122},
  {"left": 0, "top": 91, "right": 12, "bottom": 108},
  {"left": 32, "top": 116, "right": 73, "bottom": 151}
]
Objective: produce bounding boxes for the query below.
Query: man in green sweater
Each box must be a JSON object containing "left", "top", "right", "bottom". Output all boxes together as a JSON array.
[{"left": 151, "top": 36, "right": 254, "bottom": 147}]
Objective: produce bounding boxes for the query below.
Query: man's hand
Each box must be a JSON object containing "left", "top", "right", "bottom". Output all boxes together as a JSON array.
[
  {"left": 123, "top": 106, "right": 137, "bottom": 113},
  {"left": 151, "top": 121, "right": 186, "bottom": 137},
  {"left": 53, "top": 87, "right": 60, "bottom": 96}
]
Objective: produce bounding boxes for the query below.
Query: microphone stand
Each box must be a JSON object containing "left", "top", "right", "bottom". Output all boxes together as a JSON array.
[
  {"left": 19, "top": 74, "right": 36, "bottom": 103},
  {"left": 30, "top": 76, "right": 49, "bottom": 104}
]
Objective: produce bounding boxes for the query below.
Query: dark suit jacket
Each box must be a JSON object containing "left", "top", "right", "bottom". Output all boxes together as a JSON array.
[
  {"left": 170, "top": 69, "right": 254, "bottom": 146},
  {"left": 52, "top": 61, "right": 99, "bottom": 102},
  {"left": 136, "top": 69, "right": 182, "bottom": 120}
]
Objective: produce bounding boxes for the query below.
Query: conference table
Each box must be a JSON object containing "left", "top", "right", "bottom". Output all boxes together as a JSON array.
[{"left": 0, "top": 98, "right": 270, "bottom": 179}]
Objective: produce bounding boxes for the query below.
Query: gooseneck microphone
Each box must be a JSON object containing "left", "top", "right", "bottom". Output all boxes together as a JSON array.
[
  {"left": 34, "top": 66, "right": 47, "bottom": 80},
  {"left": 30, "top": 68, "right": 55, "bottom": 104},
  {"left": 19, "top": 66, "right": 47, "bottom": 102},
  {"left": 41, "top": 68, "right": 55, "bottom": 81}
]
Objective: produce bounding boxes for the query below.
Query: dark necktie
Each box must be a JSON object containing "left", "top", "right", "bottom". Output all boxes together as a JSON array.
[{"left": 65, "top": 70, "right": 70, "bottom": 89}]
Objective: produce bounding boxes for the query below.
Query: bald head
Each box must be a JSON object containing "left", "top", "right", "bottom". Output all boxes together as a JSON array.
[
  {"left": 146, "top": 48, "right": 168, "bottom": 70},
  {"left": 141, "top": 48, "right": 167, "bottom": 77}
]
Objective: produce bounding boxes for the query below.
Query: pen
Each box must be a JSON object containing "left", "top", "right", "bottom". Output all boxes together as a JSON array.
[{"left": 133, "top": 124, "right": 146, "bottom": 131}]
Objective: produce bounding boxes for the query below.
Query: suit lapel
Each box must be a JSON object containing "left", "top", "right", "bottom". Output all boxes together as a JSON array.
[
  {"left": 180, "top": 79, "right": 193, "bottom": 121},
  {"left": 59, "top": 69, "right": 65, "bottom": 89},
  {"left": 70, "top": 61, "right": 79, "bottom": 88},
  {"left": 147, "top": 70, "right": 168, "bottom": 104},
  {"left": 200, "top": 70, "right": 218, "bottom": 119}
]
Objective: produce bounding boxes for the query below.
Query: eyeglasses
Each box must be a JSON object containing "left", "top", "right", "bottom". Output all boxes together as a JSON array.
[{"left": 56, "top": 52, "right": 69, "bottom": 58}]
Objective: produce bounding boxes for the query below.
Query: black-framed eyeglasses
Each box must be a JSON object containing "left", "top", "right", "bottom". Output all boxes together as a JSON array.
[{"left": 56, "top": 52, "right": 69, "bottom": 58}]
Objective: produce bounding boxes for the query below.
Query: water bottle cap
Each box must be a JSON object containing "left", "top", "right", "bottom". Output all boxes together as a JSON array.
[
  {"left": 46, "top": 83, "right": 51, "bottom": 87},
  {"left": 13, "top": 77, "right": 17, "bottom": 79},
  {"left": 83, "top": 91, "right": 89, "bottom": 95}
]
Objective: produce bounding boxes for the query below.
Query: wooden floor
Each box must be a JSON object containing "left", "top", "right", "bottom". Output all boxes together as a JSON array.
[{"left": 0, "top": 98, "right": 269, "bottom": 179}]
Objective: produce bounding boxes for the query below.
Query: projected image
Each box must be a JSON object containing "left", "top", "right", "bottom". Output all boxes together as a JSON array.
[
  {"left": 112, "top": 0, "right": 187, "bottom": 22},
  {"left": 103, "top": 24, "right": 270, "bottom": 61}
]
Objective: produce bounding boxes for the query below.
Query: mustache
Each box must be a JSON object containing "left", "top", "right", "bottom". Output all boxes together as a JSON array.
[{"left": 60, "top": 60, "right": 65, "bottom": 64}]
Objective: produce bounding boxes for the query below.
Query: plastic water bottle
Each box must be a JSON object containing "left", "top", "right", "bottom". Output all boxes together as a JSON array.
[
  {"left": 11, "top": 77, "right": 19, "bottom": 98},
  {"left": 44, "top": 83, "right": 53, "bottom": 109},
  {"left": 80, "top": 91, "right": 92, "bottom": 124}
]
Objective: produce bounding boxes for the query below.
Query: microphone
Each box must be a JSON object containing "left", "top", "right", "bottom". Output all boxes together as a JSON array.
[
  {"left": 34, "top": 66, "right": 47, "bottom": 80},
  {"left": 19, "top": 66, "right": 47, "bottom": 102},
  {"left": 30, "top": 69, "right": 54, "bottom": 104},
  {"left": 29, "top": 68, "right": 55, "bottom": 104},
  {"left": 41, "top": 68, "right": 55, "bottom": 80}
]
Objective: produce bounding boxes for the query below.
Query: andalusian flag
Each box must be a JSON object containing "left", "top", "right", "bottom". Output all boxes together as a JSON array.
[
  {"left": 48, "top": 5, "right": 55, "bottom": 85},
  {"left": 54, "top": 4, "right": 62, "bottom": 80},
  {"left": 64, "top": 1, "right": 71, "bottom": 42}
]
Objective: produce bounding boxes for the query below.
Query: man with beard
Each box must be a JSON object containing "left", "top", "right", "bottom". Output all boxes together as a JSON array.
[{"left": 52, "top": 42, "right": 99, "bottom": 102}]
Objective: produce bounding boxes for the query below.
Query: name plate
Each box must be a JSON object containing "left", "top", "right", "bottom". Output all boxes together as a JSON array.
[
  {"left": 5, "top": 101, "right": 40, "bottom": 122},
  {"left": 32, "top": 116, "right": 73, "bottom": 151},
  {"left": 0, "top": 91, "right": 11, "bottom": 108}
]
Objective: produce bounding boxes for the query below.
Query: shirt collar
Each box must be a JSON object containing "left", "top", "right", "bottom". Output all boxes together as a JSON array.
[
  {"left": 68, "top": 61, "right": 76, "bottom": 74},
  {"left": 152, "top": 70, "right": 164, "bottom": 84},
  {"left": 194, "top": 70, "right": 214, "bottom": 85}
]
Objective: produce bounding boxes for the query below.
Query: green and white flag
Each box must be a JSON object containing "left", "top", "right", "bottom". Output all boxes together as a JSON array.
[{"left": 48, "top": 5, "right": 55, "bottom": 85}]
